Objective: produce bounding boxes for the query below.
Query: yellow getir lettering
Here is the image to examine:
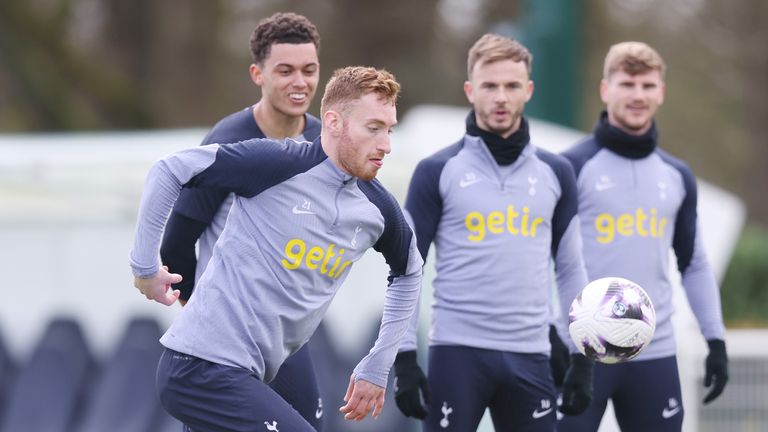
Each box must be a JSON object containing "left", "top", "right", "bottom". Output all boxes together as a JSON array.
[
  {"left": 328, "top": 249, "right": 346, "bottom": 277},
  {"left": 595, "top": 213, "right": 615, "bottom": 244},
  {"left": 281, "top": 240, "right": 352, "bottom": 280},
  {"left": 594, "top": 208, "right": 669, "bottom": 244},
  {"left": 636, "top": 208, "right": 648, "bottom": 237},
  {"left": 305, "top": 246, "right": 324, "bottom": 270},
  {"left": 320, "top": 244, "right": 336, "bottom": 274},
  {"left": 487, "top": 211, "right": 504, "bottom": 234},
  {"left": 506, "top": 205, "right": 520, "bottom": 235},
  {"left": 521, "top": 206, "right": 531, "bottom": 236},
  {"left": 334, "top": 261, "right": 353, "bottom": 279},
  {"left": 658, "top": 217, "right": 668, "bottom": 237},
  {"left": 617, "top": 214, "right": 634, "bottom": 236},
  {"left": 466, "top": 212, "right": 485, "bottom": 242},
  {"left": 281, "top": 239, "right": 306, "bottom": 269},
  {"left": 529, "top": 217, "right": 544, "bottom": 237},
  {"left": 464, "top": 205, "right": 544, "bottom": 241}
]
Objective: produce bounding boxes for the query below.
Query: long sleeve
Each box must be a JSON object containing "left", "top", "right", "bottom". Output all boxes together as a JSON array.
[
  {"left": 129, "top": 145, "right": 220, "bottom": 278},
  {"left": 160, "top": 211, "right": 208, "bottom": 300},
  {"left": 680, "top": 228, "right": 726, "bottom": 340},
  {"left": 353, "top": 182, "right": 424, "bottom": 387},
  {"left": 353, "top": 238, "right": 422, "bottom": 386},
  {"left": 397, "top": 154, "right": 449, "bottom": 352},
  {"left": 670, "top": 168, "right": 725, "bottom": 340},
  {"left": 541, "top": 149, "right": 590, "bottom": 353}
]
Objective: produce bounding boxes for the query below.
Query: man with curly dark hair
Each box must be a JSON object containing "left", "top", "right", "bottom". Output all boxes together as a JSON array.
[{"left": 159, "top": 11, "right": 325, "bottom": 430}]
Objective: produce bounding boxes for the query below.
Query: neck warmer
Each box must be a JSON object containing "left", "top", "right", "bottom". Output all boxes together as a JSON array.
[
  {"left": 594, "top": 111, "right": 657, "bottom": 159},
  {"left": 465, "top": 110, "right": 529, "bottom": 165}
]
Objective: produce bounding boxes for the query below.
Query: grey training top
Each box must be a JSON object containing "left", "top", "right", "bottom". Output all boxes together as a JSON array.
[
  {"left": 130, "top": 137, "right": 423, "bottom": 386},
  {"left": 172, "top": 110, "right": 321, "bottom": 286},
  {"left": 402, "top": 135, "right": 588, "bottom": 354},
  {"left": 563, "top": 134, "right": 725, "bottom": 360}
]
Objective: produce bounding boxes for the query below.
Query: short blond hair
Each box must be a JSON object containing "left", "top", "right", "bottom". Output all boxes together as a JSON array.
[
  {"left": 320, "top": 66, "right": 401, "bottom": 114},
  {"left": 603, "top": 41, "right": 666, "bottom": 80},
  {"left": 467, "top": 33, "right": 532, "bottom": 79}
]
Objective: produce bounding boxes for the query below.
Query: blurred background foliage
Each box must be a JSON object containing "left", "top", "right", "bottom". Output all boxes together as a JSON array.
[
  {"left": 721, "top": 225, "right": 768, "bottom": 327},
  {"left": 1, "top": 0, "right": 766, "bottom": 326}
]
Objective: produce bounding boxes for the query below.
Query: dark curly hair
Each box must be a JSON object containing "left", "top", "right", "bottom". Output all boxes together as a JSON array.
[{"left": 249, "top": 12, "right": 320, "bottom": 65}]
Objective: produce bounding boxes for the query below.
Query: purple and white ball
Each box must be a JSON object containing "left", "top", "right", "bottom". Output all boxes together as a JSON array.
[{"left": 568, "top": 277, "right": 656, "bottom": 364}]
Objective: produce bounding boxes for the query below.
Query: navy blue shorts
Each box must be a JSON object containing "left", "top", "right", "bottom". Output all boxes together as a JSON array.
[
  {"left": 268, "top": 345, "right": 322, "bottom": 430},
  {"left": 557, "top": 356, "right": 683, "bottom": 432},
  {"left": 156, "top": 348, "right": 317, "bottom": 432},
  {"left": 424, "top": 345, "right": 556, "bottom": 432}
]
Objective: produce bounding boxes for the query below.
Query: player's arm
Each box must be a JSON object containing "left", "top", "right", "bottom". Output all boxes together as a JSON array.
[
  {"left": 160, "top": 177, "right": 231, "bottom": 304},
  {"left": 160, "top": 211, "right": 208, "bottom": 304},
  {"left": 548, "top": 310, "right": 571, "bottom": 387},
  {"left": 388, "top": 158, "right": 446, "bottom": 419},
  {"left": 157, "top": 126, "right": 239, "bottom": 304},
  {"left": 549, "top": 162, "right": 589, "bottom": 352},
  {"left": 401, "top": 157, "right": 446, "bottom": 351},
  {"left": 341, "top": 184, "right": 423, "bottom": 421},
  {"left": 129, "top": 141, "right": 265, "bottom": 304},
  {"left": 670, "top": 161, "right": 728, "bottom": 404},
  {"left": 546, "top": 153, "right": 593, "bottom": 416}
]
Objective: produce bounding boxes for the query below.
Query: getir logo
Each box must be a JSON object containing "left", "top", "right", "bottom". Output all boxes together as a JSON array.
[
  {"left": 281, "top": 239, "right": 352, "bottom": 279},
  {"left": 595, "top": 208, "right": 668, "bottom": 244},
  {"left": 465, "top": 205, "right": 544, "bottom": 242}
]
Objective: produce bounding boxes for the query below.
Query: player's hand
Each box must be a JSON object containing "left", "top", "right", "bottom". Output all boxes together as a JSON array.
[
  {"left": 393, "top": 350, "right": 431, "bottom": 419},
  {"left": 703, "top": 339, "right": 728, "bottom": 404},
  {"left": 549, "top": 325, "right": 570, "bottom": 387},
  {"left": 559, "top": 353, "right": 594, "bottom": 416},
  {"left": 339, "top": 374, "right": 385, "bottom": 421},
  {"left": 133, "top": 266, "right": 182, "bottom": 306}
]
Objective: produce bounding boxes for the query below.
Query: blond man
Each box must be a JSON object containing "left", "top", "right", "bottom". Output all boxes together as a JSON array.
[
  {"left": 394, "top": 33, "right": 591, "bottom": 431},
  {"left": 558, "top": 41, "right": 728, "bottom": 432},
  {"left": 131, "top": 66, "right": 423, "bottom": 431}
]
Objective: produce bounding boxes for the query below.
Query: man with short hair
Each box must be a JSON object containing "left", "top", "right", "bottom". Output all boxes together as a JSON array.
[
  {"left": 393, "top": 33, "right": 593, "bottom": 431},
  {"left": 159, "top": 12, "right": 324, "bottom": 429},
  {"left": 131, "top": 66, "right": 422, "bottom": 431},
  {"left": 557, "top": 41, "right": 729, "bottom": 432}
]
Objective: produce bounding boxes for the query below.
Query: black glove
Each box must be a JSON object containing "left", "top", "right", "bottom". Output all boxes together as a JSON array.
[
  {"left": 393, "top": 350, "right": 431, "bottom": 419},
  {"left": 703, "top": 339, "right": 728, "bottom": 404},
  {"left": 560, "top": 353, "right": 593, "bottom": 416},
  {"left": 549, "top": 325, "right": 570, "bottom": 387}
]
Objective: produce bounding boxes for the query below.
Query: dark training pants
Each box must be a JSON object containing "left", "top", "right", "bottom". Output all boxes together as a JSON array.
[
  {"left": 156, "top": 348, "right": 317, "bottom": 432},
  {"left": 424, "top": 345, "right": 557, "bottom": 432},
  {"left": 557, "top": 355, "right": 684, "bottom": 432}
]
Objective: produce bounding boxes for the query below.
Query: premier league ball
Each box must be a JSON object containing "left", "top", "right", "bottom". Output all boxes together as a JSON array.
[{"left": 568, "top": 277, "right": 656, "bottom": 364}]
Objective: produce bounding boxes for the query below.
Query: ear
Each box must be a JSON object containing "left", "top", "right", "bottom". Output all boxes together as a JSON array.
[
  {"left": 658, "top": 81, "right": 666, "bottom": 106},
  {"left": 250, "top": 63, "right": 264, "bottom": 86},
  {"left": 463, "top": 81, "right": 474, "bottom": 104},
  {"left": 599, "top": 79, "right": 609, "bottom": 104},
  {"left": 323, "top": 110, "right": 343, "bottom": 137},
  {"left": 525, "top": 80, "right": 534, "bottom": 102}
]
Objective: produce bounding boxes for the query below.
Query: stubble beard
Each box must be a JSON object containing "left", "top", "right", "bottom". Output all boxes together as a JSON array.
[
  {"left": 337, "top": 130, "right": 377, "bottom": 181},
  {"left": 481, "top": 108, "right": 521, "bottom": 138}
]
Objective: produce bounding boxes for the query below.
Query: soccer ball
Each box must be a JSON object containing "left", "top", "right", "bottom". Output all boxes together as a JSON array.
[{"left": 568, "top": 277, "right": 656, "bottom": 364}]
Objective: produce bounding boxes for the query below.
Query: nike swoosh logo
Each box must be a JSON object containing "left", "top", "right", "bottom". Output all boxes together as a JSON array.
[
  {"left": 315, "top": 408, "right": 323, "bottom": 419},
  {"left": 532, "top": 408, "right": 553, "bottom": 419},
  {"left": 292, "top": 205, "right": 315, "bottom": 215},
  {"left": 595, "top": 182, "right": 615, "bottom": 191},
  {"left": 459, "top": 179, "right": 482, "bottom": 188},
  {"left": 662, "top": 407, "right": 680, "bottom": 418}
]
